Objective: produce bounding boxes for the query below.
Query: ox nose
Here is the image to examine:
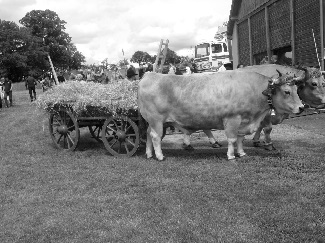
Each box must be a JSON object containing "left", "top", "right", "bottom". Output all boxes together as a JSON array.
[{"left": 296, "top": 106, "right": 304, "bottom": 114}]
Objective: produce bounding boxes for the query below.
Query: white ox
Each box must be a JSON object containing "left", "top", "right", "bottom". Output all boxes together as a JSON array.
[
  {"left": 182, "top": 65, "right": 325, "bottom": 150},
  {"left": 248, "top": 66, "right": 325, "bottom": 149},
  {"left": 138, "top": 71, "right": 304, "bottom": 160}
]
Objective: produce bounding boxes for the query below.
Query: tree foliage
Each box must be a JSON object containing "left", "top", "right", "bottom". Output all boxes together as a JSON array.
[
  {"left": 130, "top": 48, "right": 181, "bottom": 66},
  {"left": 164, "top": 48, "right": 181, "bottom": 65},
  {"left": 0, "top": 9, "right": 85, "bottom": 80},
  {"left": 130, "top": 51, "right": 152, "bottom": 64}
]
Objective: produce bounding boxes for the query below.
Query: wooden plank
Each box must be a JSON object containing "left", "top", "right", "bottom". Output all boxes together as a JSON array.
[
  {"left": 248, "top": 17, "right": 253, "bottom": 65},
  {"left": 265, "top": 6, "right": 272, "bottom": 61},
  {"left": 320, "top": 0, "right": 324, "bottom": 70}
]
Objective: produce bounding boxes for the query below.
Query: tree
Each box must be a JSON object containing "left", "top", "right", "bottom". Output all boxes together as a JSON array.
[
  {"left": 101, "top": 58, "right": 110, "bottom": 69},
  {"left": 165, "top": 48, "right": 181, "bottom": 65},
  {"left": 130, "top": 51, "right": 152, "bottom": 64},
  {"left": 19, "top": 9, "right": 84, "bottom": 71},
  {"left": 151, "top": 48, "right": 181, "bottom": 66},
  {"left": 0, "top": 20, "right": 31, "bottom": 80}
]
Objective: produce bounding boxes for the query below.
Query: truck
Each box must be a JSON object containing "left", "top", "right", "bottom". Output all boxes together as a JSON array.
[{"left": 194, "top": 36, "right": 231, "bottom": 72}]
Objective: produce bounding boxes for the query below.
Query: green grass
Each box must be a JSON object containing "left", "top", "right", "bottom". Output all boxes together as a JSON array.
[{"left": 1, "top": 89, "right": 325, "bottom": 242}]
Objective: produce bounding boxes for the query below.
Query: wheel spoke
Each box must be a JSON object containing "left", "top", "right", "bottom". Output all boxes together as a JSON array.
[
  {"left": 67, "top": 133, "right": 75, "bottom": 145},
  {"left": 106, "top": 125, "right": 117, "bottom": 133},
  {"left": 63, "top": 135, "right": 66, "bottom": 148},
  {"left": 124, "top": 143, "right": 130, "bottom": 153},
  {"left": 118, "top": 142, "right": 122, "bottom": 153},
  {"left": 66, "top": 136, "right": 71, "bottom": 149},
  {"left": 105, "top": 134, "right": 115, "bottom": 139},
  {"left": 57, "top": 134, "right": 63, "bottom": 144},
  {"left": 112, "top": 119, "right": 119, "bottom": 129},
  {"left": 125, "top": 124, "right": 132, "bottom": 132},
  {"left": 126, "top": 134, "right": 136, "bottom": 137},
  {"left": 109, "top": 138, "right": 117, "bottom": 147},
  {"left": 67, "top": 124, "right": 75, "bottom": 130},
  {"left": 125, "top": 138, "right": 135, "bottom": 146},
  {"left": 53, "top": 115, "right": 62, "bottom": 125}
]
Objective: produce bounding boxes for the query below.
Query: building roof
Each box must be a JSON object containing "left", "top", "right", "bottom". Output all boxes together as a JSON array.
[{"left": 227, "top": 0, "right": 242, "bottom": 37}]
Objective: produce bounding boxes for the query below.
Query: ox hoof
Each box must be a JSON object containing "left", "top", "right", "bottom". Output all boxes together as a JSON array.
[
  {"left": 182, "top": 144, "right": 194, "bottom": 151},
  {"left": 211, "top": 141, "right": 222, "bottom": 148},
  {"left": 238, "top": 152, "right": 247, "bottom": 158},
  {"left": 227, "top": 155, "right": 236, "bottom": 160},
  {"left": 253, "top": 141, "right": 263, "bottom": 147},
  {"left": 156, "top": 156, "right": 165, "bottom": 161}
]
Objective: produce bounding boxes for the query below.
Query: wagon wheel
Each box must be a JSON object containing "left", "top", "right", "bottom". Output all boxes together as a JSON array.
[
  {"left": 102, "top": 115, "right": 140, "bottom": 156},
  {"left": 88, "top": 125, "right": 103, "bottom": 142},
  {"left": 49, "top": 109, "right": 80, "bottom": 151}
]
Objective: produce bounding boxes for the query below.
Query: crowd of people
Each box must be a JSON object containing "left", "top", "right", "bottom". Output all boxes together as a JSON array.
[{"left": 0, "top": 54, "right": 302, "bottom": 113}]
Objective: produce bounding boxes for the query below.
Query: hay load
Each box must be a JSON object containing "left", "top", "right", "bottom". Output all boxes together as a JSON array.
[{"left": 35, "top": 80, "right": 138, "bottom": 116}]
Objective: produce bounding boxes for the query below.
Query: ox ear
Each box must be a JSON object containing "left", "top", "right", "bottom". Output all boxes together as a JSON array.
[{"left": 263, "top": 79, "right": 275, "bottom": 96}]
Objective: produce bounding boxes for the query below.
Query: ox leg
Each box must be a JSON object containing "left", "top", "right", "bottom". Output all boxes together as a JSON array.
[
  {"left": 263, "top": 126, "right": 276, "bottom": 151},
  {"left": 226, "top": 138, "right": 237, "bottom": 160},
  {"left": 150, "top": 123, "right": 164, "bottom": 160},
  {"left": 203, "top": 130, "right": 222, "bottom": 148},
  {"left": 237, "top": 135, "right": 246, "bottom": 157},
  {"left": 146, "top": 126, "right": 154, "bottom": 159},
  {"left": 182, "top": 134, "right": 194, "bottom": 151},
  {"left": 252, "top": 125, "right": 263, "bottom": 147},
  {"left": 224, "top": 117, "right": 241, "bottom": 160}
]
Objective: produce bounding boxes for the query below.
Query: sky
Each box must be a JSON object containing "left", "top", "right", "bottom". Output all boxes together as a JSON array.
[{"left": 0, "top": 0, "right": 232, "bottom": 65}]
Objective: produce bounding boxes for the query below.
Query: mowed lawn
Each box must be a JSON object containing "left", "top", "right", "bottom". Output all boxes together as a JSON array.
[{"left": 1, "top": 82, "right": 325, "bottom": 243}]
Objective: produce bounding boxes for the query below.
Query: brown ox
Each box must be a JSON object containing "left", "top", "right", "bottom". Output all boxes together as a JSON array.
[{"left": 138, "top": 71, "right": 304, "bottom": 160}]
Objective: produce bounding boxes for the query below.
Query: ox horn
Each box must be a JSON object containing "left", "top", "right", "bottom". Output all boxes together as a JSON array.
[
  {"left": 293, "top": 75, "right": 304, "bottom": 82},
  {"left": 276, "top": 69, "right": 282, "bottom": 77}
]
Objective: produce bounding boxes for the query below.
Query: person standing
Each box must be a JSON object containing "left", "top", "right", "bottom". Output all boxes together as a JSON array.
[
  {"left": 57, "top": 72, "right": 66, "bottom": 83},
  {"left": 25, "top": 75, "right": 37, "bottom": 102},
  {"left": 2, "top": 75, "right": 12, "bottom": 107},
  {"left": 217, "top": 61, "right": 226, "bottom": 72},
  {"left": 126, "top": 65, "right": 137, "bottom": 81},
  {"left": 168, "top": 63, "right": 176, "bottom": 74},
  {"left": 138, "top": 64, "right": 145, "bottom": 79},
  {"left": 184, "top": 64, "right": 192, "bottom": 75}
]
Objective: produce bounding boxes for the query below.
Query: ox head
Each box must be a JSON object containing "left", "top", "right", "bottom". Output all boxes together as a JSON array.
[
  {"left": 296, "top": 67, "right": 325, "bottom": 107},
  {"left": 263, "top": 70, "right": 304, "bottom": 114}
]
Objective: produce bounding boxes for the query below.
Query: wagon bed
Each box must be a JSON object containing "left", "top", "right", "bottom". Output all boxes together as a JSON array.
[{"left": 48, "top": 105, "right": 147, "bottom": 157}]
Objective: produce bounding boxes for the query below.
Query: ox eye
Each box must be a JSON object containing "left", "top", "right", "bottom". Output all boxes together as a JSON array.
[{"left": 284, "top": 91, "right": 290, "bottom": 95}]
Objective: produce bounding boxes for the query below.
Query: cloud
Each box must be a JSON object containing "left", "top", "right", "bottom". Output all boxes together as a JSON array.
[{"left": 0, "top": 0, "right": 232, "bottom": 64}]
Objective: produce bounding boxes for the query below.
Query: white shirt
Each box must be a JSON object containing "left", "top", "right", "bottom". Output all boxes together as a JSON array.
[
  {"left": 168, "top": 66, "right": 175, "bottom": 74},
  {"left": 217, "top": 65, "right": 226, "bottom": 72},
  {"left": 185, "top": 66, "right": 191, "bottom": 75}
]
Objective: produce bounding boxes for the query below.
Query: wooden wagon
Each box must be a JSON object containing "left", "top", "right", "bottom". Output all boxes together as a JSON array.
[{"left": 48, "top": 104, "right": 147, "bottom": 157}]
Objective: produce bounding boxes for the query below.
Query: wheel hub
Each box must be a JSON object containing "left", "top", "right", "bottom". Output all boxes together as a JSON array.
[
  {"left": 57, "top": 125, "right": 69, "bottom": 135},
  {"left": 116, "top": 130, "right": 126, "bottom": 141}
]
